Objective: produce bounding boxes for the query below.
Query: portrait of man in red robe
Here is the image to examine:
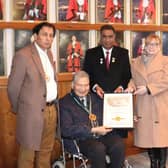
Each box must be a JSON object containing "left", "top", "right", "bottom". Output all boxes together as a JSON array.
[
  {"left": 23, "top": 0, "right": 47, "bottom": 20},
  {"left": 136, "top": 0, "right": 155, "bottom": 24},
  {"left": 104, "top": 0, "right": 123, "bottom": 23},
  {"left": 66, "top": 35, "right": 83, "bottom": 72},
  {"left": 0, "top": 0, "right": 3, "bottom": 19},
  {"left": 66, "top": 0, "right": 88, "bottom": 21}
]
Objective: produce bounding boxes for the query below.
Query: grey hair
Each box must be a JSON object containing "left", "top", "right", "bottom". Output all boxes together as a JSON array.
[{"left": 72, "top": 71, "right": 89, "bottom": 85}]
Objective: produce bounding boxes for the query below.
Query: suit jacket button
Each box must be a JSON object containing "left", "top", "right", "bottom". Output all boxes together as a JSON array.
[
  {"left": 41, "top": 109, "right": 44, "bottom": 112},
  {"left": 43, "top": 94, "right": 46, "bottom": 98},
  {"left": 154, "top": 121, "right": 159, "bottom": 124}
]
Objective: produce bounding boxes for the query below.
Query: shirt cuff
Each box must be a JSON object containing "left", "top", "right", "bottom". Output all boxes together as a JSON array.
[{"left": 92, "top": 84, "right": 98, "bottom": 93}]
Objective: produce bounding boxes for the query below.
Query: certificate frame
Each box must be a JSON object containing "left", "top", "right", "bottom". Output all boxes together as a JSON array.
[{"left": 103, "top": 93, "right": 133, "bottom": 128}]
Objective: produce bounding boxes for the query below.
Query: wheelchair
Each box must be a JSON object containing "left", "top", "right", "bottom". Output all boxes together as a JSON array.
[
  {"left": 52, "top": 139, "right": 89, "bottom": 168},
  {"left": 52, "top": 138, "right": 133, "bottom": 168},
  {"left": 52, "top": 104, "right": 132, "bottom": 168}
]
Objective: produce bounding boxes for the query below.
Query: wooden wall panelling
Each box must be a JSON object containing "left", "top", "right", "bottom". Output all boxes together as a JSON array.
[
  {"left": 0, "top": 77, "right": 18, "bottom": 168},
  {"left": 1, "top": 22, "right": 168, "bottom": 32}
]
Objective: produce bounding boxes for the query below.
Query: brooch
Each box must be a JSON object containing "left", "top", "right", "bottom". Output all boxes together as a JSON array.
[
  {"left": 100, "top": 58, "right": 103, "bottom": 64},
  {"left": 112, "top": 57, "right": 116, "bottom": 63}
]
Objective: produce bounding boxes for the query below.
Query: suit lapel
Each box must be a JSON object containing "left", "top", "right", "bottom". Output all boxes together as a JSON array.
[
  {"left": 30, "top": 44, "right": 46, "bottom": 80},
  {"left": 97, "top": 46, "right": 108, "bottom": 71},
  {"left": 108, "top": 47, "right": 118, "bottom": 71}
]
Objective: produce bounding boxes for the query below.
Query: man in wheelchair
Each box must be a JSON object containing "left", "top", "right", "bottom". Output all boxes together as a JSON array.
[{"left": 59, "top": 71, "right": 125, "bottom": 168}]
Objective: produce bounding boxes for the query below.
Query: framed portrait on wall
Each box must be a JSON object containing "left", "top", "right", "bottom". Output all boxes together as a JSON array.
[
  {"left": 161, "top": 0, "right": 168, "bottom": 24},
  {"left": 162, "top": 32, "right": 168, "bottom": 55},
  {"left": 131, "top": 0, "right": 156, "bottom": 24},
  {"left": 13, "top": 0, "right": 47, "bottom": 20},
  {"left": 96, "top": 0, "right": 124, "bottom": 23},
  {"left": 131, "top": 31, "right": 155, "bottom": 58},
  {"left": 0, "top": 30, "right": 4, "bottom": 75},
  {"left": 97, "top": 31, "right": 124, "bottom": 48},
  {"left": 58, "top": 0, "right": 89, "bottom": 22},
  {"left": 0, "top": 0, "right": 3, "bottom": 20},
  {"left": 59, "top": 30, "right": 89, "bottom": 73},
  {"left": 15, "top": 30, "right": 32, "bottom": 51}
]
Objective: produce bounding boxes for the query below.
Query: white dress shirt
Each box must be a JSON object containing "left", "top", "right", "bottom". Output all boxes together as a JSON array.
[{"left": 35, "top": 43, "right": 57, "bottom": 102}]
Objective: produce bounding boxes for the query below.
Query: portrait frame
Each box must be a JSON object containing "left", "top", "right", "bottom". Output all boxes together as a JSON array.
[
  {"left": 131, "top": 31, "right": 155, "bottom": 58},
  {"left": 15, "top": 29, "right": 32, "bottom": 51},
  {"left": 161, "top": 0, "right": 168, "bottom": 24},
  {"left": 57, "top": 0, "right": 90, "bottom": 22},
  {"left": 58, "top": 30, "right": 89, "bottom": 73},
  {"left": 0, "top": 0, "right": 3, "bottom": 20},
  {"left": 131, "top": 0, "right": 156, "bottom": 24},
  {"left": 96, "top": 0, "right": 124, "bottom": 23},
  {"left": 12, "top": 0, "right": 47, "bottom": 21},
  {"left": 162, "top": 32, "right": 168, "bottom": 55},
  {"left": 0, "top": 30, "right": 4, "bottom": 75}
]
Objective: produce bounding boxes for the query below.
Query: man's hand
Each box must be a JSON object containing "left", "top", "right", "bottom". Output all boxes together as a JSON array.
[
  {"left": 91, "top": 126, "right": 112, "bottom": 136},
  {"left": 95, "top": 85, "right": 104, "bottom": 98},
  {"left": 114, "top": 86, "right": 124, "bottom": 93}
]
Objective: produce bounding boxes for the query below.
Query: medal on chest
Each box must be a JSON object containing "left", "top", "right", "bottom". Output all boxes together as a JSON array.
[{"left": 89, "top": 113, "right": 97, "bottom": 121}]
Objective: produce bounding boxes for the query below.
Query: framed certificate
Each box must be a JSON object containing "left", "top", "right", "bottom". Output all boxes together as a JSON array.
[{"left": 103, "top": 93, "right": 133, "bottom": 128}]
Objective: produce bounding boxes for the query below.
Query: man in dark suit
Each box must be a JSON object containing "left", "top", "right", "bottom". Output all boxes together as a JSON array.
[
  {"left": 8, "top": 22, "right": 57, "bottom": 168},
  {"left": 83, "top": 24, "right": 131, "bottom": 138},
  {"left": 59, "top": 71, "right": 125, "bottom": 168}
]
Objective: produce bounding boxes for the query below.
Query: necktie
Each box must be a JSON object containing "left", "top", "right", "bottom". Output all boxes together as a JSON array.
[
  {"left": 81, "top": 97, "right": 87, "bottom": 107},
  {"left": 105, "top": 51, "right": 110, "bottom": 70}
]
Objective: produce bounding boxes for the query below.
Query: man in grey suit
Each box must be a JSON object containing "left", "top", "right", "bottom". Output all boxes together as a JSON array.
[{"left": 8, "top": 22, "right": 58, "bottom": 168}]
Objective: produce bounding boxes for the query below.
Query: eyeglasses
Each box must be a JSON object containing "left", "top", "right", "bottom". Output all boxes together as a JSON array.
[{"left": 146, "top": 43, "right": 160, "bottom": 47}]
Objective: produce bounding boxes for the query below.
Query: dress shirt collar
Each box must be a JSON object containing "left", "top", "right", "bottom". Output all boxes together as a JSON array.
[
  {"left": 102, "top": 47, "right": 113, "bottom": 58},
  {"left": 34, "top": 42, "right": 47, "bottom": 56}
]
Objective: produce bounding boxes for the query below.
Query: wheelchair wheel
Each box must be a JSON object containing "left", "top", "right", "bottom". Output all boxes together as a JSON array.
[{"left": 52, "top": 160, "right": 65, "bottom": 168}]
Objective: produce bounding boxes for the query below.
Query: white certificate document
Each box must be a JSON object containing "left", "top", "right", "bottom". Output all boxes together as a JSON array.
[{"left": 103, "top": 93, "right": 133, "bottom": 128}]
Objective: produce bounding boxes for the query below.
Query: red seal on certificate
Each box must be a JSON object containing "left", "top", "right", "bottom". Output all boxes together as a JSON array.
[{"left": 89, "top": 113, "right": 97, "bottom": 121}]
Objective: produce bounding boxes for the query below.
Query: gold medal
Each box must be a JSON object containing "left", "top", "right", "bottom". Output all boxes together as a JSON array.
[{"left": 89, "top": 113, "right": 97, "bottom": 121}]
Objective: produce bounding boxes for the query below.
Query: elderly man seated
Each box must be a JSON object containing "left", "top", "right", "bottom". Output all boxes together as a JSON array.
[{"left": 59, "top": 70, "right": 125, "bottom": 168}]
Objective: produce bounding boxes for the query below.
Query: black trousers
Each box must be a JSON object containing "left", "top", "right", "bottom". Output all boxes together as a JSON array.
[{"left": 78, "top": 133, "right": 125, "bottom": 168}]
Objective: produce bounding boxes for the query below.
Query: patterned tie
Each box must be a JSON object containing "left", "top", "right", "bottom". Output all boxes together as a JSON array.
[{"left": 105, "top": 51, "right": 110, "bottom": 70}]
